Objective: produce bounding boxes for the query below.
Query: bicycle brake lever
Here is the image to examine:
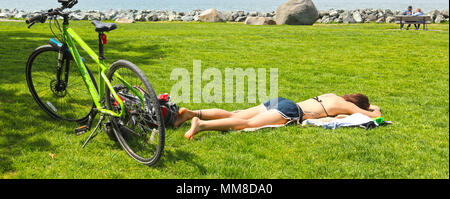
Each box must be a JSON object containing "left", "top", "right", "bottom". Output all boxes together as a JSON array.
[{"left": 27, "top": 22, "right": 36, "bottom": 29}]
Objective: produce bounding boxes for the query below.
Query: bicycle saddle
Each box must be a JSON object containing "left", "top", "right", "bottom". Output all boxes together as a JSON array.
[{"left": 91, "top": 20, "right": 117, "bottom": 32}]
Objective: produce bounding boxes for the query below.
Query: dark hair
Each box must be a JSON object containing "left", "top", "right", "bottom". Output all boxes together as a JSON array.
[
  {"left": 408, "top": 5, "right": 413, "bottom": 9},
  {"left": 343, "top": 93, "right": 370, "bottom": 110}
]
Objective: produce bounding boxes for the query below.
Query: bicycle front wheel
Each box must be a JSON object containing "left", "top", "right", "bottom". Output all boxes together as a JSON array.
[
  {"left": 26, "top": 45, "right": 95, "bottom": 123},
  {"left": 105, "top": 60, "right": 165, "bottom": 166}
]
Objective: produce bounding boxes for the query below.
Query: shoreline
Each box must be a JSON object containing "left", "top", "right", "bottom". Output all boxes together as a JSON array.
[{"left": 0, "top": 8, "right": 448, "bottom": 24}]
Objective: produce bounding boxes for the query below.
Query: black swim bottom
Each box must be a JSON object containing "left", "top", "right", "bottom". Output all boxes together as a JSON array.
[{"left": 263, "top": 97, "right": 303, "bottom": 122}]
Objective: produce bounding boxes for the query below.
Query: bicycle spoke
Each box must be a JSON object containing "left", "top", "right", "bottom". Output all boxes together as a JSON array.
[
  {"left": 28, "top": 48, "right": 93, "bottom": 121},
  {"left": 106, "top": 61, "right": 164, "bottom": 165}
]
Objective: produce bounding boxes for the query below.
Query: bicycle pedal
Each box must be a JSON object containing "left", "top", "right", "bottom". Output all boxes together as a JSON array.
[{"left": 75, "top": 125, "right": 89, "bottom": 135}]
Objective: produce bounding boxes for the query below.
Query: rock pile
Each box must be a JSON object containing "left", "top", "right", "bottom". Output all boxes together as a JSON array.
[
  {"left": 0, "top": 8, "right": 448, "bottom": 24},
  {"left": 316, "top": 8, "right": 450, "bottom": 24}
]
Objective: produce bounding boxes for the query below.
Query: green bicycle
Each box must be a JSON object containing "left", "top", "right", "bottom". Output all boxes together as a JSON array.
[{"left": 25, "top": 0, "right": 165, "bottom": 166}]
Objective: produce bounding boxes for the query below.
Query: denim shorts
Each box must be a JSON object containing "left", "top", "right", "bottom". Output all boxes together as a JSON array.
[{"left": 263, "top": 97, "right": 303, "bottom": 123}]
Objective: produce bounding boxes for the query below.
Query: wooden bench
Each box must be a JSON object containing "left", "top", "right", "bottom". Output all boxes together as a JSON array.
[{"left": 395, "top": 15, "right": 432, "bottom": 30}]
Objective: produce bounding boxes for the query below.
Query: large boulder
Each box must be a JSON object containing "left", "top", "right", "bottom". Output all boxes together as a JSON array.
[
  {"left": 385, "top": 16, "right": 395, "bottom": 23},
  {"left": 367, "top": 14, "right": 378, "bottom": 22},
  {"left": 442, "top": 9, "right": 449, "bottom": 18},
  {"left": 320, "top": 16, "right": 331, "bottom": 23},
  {"left": 434, "top": 15, "right": 445, "bottom": 23},
  {"left": 0, "top": 13, "right": 11, "bottom": 18},
  {"left": 158, "top": 14, "right": 169, "bottom": 21},
  {"left": 275, "top": 0, "right": 319, "bottom": 25},
  {"left": 235, "top": 16, "right": 247, "bottom": 22},
  {"left": 329, "top": 9, "right": 339, "bottom": 18},
  {"left": 263, "top": 12, "right": 275, "bottom": 17},
  {"left": 427, "top": 9, "right": 441, "bottom": 21},
  {"left": 14, "top": 11, "right": 27, "bottom": 19},
  {"left": 352, "top": 10, "right": 363, "bottom": 23},
  {"left": 244, "top": 17, "right": 276, "bottom": 25},
  {"left": 145, "top": 12, "right": 159, "bottom": 21},
  {"left": 87, "top": 12, "right": 102, "bottom": 21},
  {"left": 319, "top": 10, "right": 329, "bottom": 18},
  {"left": 376, "top": 17, "right": 385, "bottom": 23},
  {"left": 249, "top": 11, "right": 261, "bottom": 17},
  {"left": 168, "top": 11, "right": 182, "bottom": 21},
  {"left": 341, "top": 11, "right": 355, "bottom": 23},
  {"left": 385, "top": 9, "right": 393, "bottom": 17},
  {"left": 333, "top": 17, "right": 343, "bottom": 23},
  {"left": 198, "top": 8, "right": 225, "bottom": 22},
  {"left": 181, "top": 16, "right": 194, "bottom": 21},
  {"left": 222, "top": 11, "right": 236, "bottom": 21},
  {"left": 115, "top": 18, "right": 135, "bottom": 23},
  {"left": 104, "top": 10, "right": 118, "bottom": 20}
]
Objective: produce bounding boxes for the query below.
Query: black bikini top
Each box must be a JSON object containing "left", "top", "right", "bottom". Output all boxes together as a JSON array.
[{"left": 313, "top": 96, "right": 330, "bottom": 117}]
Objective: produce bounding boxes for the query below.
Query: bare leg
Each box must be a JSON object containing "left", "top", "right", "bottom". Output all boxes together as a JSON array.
[
  {"left": 230, "top": 105, "right": 266, "bottom": 119},
  {"left": 174, "top": 108, "right": 196, "bottom": 128},
  {"left": 184, "top": 110, "right": 287, "bottom": 140},
  {"left": 174, "top": 105, "right": 265, "bottom": 128}
]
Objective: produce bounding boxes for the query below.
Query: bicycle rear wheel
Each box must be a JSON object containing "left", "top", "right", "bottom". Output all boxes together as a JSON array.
[
  {"left": 26, "top": 45, "right": 96, "bottom": 123},
  {"left": 105, "top": 60, "right": 165, "bottom": 166}
]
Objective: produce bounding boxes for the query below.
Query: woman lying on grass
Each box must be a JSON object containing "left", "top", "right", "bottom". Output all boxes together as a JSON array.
[{"left": 174, "top": 93, "right": 382, "bottom": 140}]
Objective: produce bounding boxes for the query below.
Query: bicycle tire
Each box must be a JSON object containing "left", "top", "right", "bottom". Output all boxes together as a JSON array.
[
  {"left": 26, "top": 44, "right": 96, "bottom": 123},
  {"left": 105, "top": 60, "right": 165, "bottom": 166}
]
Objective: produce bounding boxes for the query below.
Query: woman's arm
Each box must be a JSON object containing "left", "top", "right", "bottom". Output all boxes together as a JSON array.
[
  {"left": 342, "top": 102, "right": 382, "bottom": 118},
  {"left": 369, "top": 105, "right": 380, "bottom": 111}
]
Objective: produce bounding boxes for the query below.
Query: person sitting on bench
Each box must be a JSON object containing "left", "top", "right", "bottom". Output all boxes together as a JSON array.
[
  {"left": 412, "top": 8, "right": 424, "bottom": 30},
  {"left": 401, "top": 5, "right": 413, "bottom": 30}
]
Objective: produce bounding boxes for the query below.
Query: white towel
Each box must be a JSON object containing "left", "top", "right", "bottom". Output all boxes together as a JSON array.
[
  {"left": 302, "top": 113, "right": 376, "bottom": 129},
  {"left": 241, "top": 113, "right": 377, "bottom": 132}
]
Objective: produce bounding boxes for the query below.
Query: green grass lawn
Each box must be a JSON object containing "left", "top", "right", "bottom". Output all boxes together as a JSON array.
[{"left": 0, "top": 21, "right": 448, "bottom": 179}]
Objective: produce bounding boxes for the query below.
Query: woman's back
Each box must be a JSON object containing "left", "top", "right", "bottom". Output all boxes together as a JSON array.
[{"left": 297, "top": 93, "right": 344, "bottom": 119}]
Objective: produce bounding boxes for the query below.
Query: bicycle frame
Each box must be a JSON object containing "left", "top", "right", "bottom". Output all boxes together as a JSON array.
[{"left": 61, "top": 22, "right": 144, "bottom": 118}]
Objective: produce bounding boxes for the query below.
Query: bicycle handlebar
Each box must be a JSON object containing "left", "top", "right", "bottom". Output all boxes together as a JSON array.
[
  {"left": 25, "top": 8, "right": 64, "bottom": 29},
  {"left": 25, "top": 0, "right": 78, "bottom": 27},
  {"left": 25, "top": 14, "right": 47, "bottom": 24},
  {"left": 59, "top": 0, "right": 78, "bottom": 9}
]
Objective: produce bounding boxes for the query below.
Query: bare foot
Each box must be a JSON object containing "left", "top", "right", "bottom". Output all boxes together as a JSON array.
[
  {"left": 184, "top": 117, "right": 201, "bottom": 140},
  {"left": 174, "top": 108, "right": 192, "bottom": 128}
]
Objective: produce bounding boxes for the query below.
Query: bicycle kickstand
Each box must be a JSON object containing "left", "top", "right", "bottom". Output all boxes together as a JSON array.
[
  {"left": 75, "top": 108, "right": 98, "bottom": 135},
  {"left": 81, "top": 114, "right": 105, "bottom": 149}
]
